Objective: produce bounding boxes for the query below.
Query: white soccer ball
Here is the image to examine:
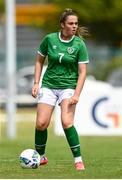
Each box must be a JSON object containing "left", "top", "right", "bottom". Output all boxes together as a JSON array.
[{"left": 19, "top": 149, "right": 41, "bottom": 169}]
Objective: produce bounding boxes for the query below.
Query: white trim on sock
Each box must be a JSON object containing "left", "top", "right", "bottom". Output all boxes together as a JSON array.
[
  {"left": 70, "top": 144, "right": 80, "bottom": 149},
  {"left": 74, "top": 156, "right": 83, "bottom": 163},
  {"left": 35, "top": 144, "right": 46, "bottom": 147}
]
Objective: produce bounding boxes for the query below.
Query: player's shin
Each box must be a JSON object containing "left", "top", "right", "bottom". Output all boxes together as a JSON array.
[
  {"left": 64, "top": 126, "right": 83, "bottom": 161},
  {"left": 35, "top": 128, "right": 47, "bottom": 156}
]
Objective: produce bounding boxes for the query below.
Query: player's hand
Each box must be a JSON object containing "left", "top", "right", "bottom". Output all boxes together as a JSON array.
[
  {"left": 69, "top": 95, "right": 79, "bottom": 105},
  {"left": 32, "top": 83, "right": 39, "bottom": 98}
]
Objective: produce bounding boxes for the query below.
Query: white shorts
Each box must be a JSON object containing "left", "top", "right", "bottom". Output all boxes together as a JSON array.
[{"left": 37, "top": 87, "right": 75, "bottom": 106}]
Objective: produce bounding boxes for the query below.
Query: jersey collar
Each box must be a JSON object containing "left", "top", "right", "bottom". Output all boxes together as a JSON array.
[{"left": 59, "top": 32, "right": 75, "bottom": 43}]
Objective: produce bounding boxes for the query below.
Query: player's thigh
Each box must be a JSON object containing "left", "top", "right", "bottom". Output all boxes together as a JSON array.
[
  {"left": 36, "top": 103, "right": 54, "bottom": 128},
  {"left": 60, "top": 99, "right": 76, "bottom": 128}
]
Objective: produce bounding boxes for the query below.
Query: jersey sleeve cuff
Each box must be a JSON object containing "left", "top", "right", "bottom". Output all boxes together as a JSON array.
[
  {"left": 37, "top": 50, "right": 46, "bottom": 57},
  {"left": 78, "top": 60, "right": 89, "bottom": 64}
]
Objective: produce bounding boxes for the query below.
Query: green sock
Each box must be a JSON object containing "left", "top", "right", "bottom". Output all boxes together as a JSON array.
[
  {"left": 35, "top": 128, "right": 47, "bottom": 156},
  {"left": 64, "top": 126, "right": 81, "bottom": 157}
]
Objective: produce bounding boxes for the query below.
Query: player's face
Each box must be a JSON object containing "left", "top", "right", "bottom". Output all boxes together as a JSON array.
[{"left": 61, "top": 15, "right": 78, "bottom": 37}]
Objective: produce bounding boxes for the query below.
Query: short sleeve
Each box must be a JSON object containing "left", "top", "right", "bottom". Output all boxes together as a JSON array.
[
  {"left": 78, "top": 40, "right": 89, "bottom": 63},
  {"left": 37, "top": 35, "right": 48, "bottom": 57}
]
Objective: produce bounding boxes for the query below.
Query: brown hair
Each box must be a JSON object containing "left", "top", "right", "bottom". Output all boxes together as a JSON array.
[{"left": 60, "top": 8, "right": 89, "bottom": 38}]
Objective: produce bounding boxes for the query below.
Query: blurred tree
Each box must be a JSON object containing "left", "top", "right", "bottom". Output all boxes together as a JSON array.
[
  {"left": 90, "top": 57, "right": 122, "bottom": 81},
  {"left": 0, "top": 0, "right": 4, "bottom": 25},
  {"left": 0, "top": 0, "right": 4, "bottom": 13}
]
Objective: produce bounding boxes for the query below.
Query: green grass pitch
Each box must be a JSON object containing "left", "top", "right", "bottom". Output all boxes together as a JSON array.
[{"left": 0, "top": 108, "right": 122, "bottom": 178}]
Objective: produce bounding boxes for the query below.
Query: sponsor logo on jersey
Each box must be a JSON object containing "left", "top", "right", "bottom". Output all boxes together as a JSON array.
[
  {"left": 53, "top": 45, "right": 57, "bottom": 49},
  {"left": 67, "top": 47, "right": 74, "bottom": 54}
]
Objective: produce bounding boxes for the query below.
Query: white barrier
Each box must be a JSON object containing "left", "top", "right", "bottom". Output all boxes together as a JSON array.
[{"left": 54, "top": 78, "right": 122, "bottom": 136}]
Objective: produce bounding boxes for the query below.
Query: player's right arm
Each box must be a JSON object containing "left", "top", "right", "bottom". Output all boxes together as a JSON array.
[{"left": 32, "top": 54, "right": 45, "bottom": 98}]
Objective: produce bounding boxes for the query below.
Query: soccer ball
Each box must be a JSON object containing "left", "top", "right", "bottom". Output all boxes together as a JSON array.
[{"left": 19, "top": 149, "right": 41, "bottom": 169}]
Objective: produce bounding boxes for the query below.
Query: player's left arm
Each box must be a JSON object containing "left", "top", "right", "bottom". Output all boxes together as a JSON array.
[
  {"left": 69, "top": 40, "right": 89, "bottom": 105},
  {"left": 69, "top": 63, "right": 87, "bottom": 105}
]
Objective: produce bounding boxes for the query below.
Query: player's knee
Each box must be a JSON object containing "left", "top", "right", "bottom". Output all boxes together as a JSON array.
[
  {"left": 62, "top": 119, "right": 73, "bottom": 129},
  {"left": 36, "top": 120, "right": 47, "bottom": 130}
]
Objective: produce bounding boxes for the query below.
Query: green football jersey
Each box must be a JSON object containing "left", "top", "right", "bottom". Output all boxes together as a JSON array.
[{"left": 38, "top": 32, "right": 89, "bottom": 89}]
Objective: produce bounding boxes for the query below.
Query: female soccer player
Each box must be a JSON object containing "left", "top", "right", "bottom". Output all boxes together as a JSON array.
[{"left": 32, "top": 8, "right": 89, "bottom": 171}]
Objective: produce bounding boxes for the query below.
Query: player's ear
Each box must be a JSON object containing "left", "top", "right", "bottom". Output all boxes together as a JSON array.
[{"left": 61, "top": 22, "right": 65, "bottom": 29}]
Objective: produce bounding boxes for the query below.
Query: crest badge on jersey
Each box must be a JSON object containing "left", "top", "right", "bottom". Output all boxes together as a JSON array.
[{"left": 67, "top": 47, "right": 74, "bottom": 54}]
